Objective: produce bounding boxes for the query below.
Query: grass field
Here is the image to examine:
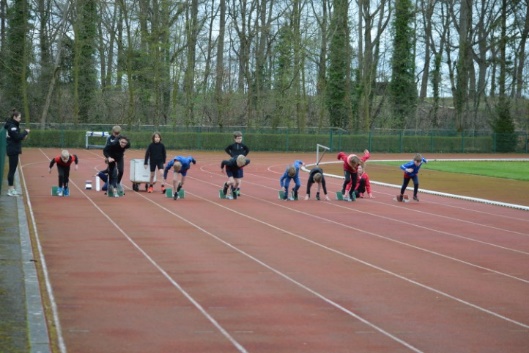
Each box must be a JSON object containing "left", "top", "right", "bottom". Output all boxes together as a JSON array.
[{"left": 374, "top": 161, "right": 529, "bottom": 182}]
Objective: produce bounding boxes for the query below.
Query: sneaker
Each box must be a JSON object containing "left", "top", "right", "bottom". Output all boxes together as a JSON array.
[
  {"left": 232, "top": 190, "right": 238, "bottom": 200},
  {"left": 397, "top": 195, "right": 404, "bottom": 202},
  {"left": 7, "top": 189, "right": 17, "bottom": 197},
  {"left": 316, "top": 192, "right": 320, "bottom": 201},
  {"left": 173, "top": 192, "right": 178, "bottom": 200},
  {"left": 63, "top": 188, "right": 70, "bottom": 197},
  {"left": 161, "top": 185, "right": 166, "bottom": 193},
  {"left": 113, "top": 187, "right": 120, "bottom": 198},
  {"left": 117, "top": 184, "right": 124, "bottom": 195},
  {"left": 343, "top": 195, "right": 351, "bottom": 202},
  {"left": 413, "top": 195, "right": 419, "bottom": 202},
  {"left": 222, "top": 183, "right": 229, "bottom": 196},
  {"left": 57, "top": 187, "right": 63, "bottom": 197},
  {"left": 288, "top": 196, "right": 295, "bottom": 201},
  {"left": 226, "top": 194, "right": 233, "bottom": 200},
  {"left": 351, "top": 193, "right": 356, "bottom": 201},
  {"left": 148, "top": 186, "right": 153, "bottom": 193},
  {"left": 236, "top": 188, "right": 241, "bottom": 196}
]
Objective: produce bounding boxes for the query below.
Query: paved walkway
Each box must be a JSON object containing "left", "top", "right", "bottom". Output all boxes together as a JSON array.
[{"left": 1, "top": 169, "right": 51, "bottom": 353}]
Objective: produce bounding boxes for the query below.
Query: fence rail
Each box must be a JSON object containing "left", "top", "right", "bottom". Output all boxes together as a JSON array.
[{"left": 18, "top": 125, "right": 529, "bottom": 154}]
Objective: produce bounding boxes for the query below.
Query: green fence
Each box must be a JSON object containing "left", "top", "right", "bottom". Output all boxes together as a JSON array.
[
  {"left": 21, "top": 125, "right": 529, "bottom": 153},
  {"left": 0, "top": 128, "right": 5, "bottom": 193}
]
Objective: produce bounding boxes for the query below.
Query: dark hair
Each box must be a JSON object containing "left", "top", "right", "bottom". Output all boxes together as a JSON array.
[
  {"left": 152, "top": 132, "right": 162, "bottom": 142},
  {"left": 11, "top": 108, "right": 21, "bottom": 119}
]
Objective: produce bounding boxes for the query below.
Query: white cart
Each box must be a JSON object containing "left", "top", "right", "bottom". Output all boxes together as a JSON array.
[{"left": 130, "top": 159, "right": 156, "bottom": 191}]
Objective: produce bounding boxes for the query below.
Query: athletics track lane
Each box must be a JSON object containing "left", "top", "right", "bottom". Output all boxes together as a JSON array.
[{"left": 20, "top": 149, "right": 529, "bottom": 353}]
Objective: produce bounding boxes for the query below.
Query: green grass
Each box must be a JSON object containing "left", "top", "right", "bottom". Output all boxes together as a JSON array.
[{"left": 374, "top": 161, "right": 529, "bottom": 181}]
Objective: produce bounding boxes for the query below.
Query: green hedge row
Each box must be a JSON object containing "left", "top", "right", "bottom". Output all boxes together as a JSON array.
[{"left": 21, "top": 130, "right": 528, "bottom": 153}]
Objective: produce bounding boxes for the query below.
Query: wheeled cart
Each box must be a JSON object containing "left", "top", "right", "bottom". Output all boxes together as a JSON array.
[{"left": 130, "top": 159, "right": 156, "bottom": 191}]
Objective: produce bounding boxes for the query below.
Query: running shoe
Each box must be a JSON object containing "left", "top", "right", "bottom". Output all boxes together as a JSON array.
[
  {"left": 63, "top": 188, "right": 70, "bottom": 196},
  {"left": 413, "top": 195, "right": 419, "bottom": 202},
  {"left": 57, "top": 187, "right": 63, "bottom": 197}
]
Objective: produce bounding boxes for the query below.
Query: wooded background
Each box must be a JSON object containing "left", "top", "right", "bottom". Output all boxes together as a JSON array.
[{"left": 1, "top": 0, "right": 527, "bottom": 138}]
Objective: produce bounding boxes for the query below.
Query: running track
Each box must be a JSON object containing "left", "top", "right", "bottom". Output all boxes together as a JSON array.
[{"left": 19, "top": 149, "right": 529, "bottom": 353}]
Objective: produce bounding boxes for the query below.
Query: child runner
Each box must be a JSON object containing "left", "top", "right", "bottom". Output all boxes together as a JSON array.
[
  {"left": 163, "top": 156, "right": 196, "bottom": 200},
  {"left": 103, "top": 135, "right": 130, "bottom": 197},
  {"left": 48, "top": 150, "right": 79, "bottom": 196},
  {"left": 304, "top": 166, "right": 330, "bottom": 201},
  {"left": 337, "top": 149, "right": 370, "bottom": 201},
  {"left": 398, "top": 153, "right": 428, "bottom": 202},
  {"left": 144, "top": 132, "right": 167, "bottom": 193},
  {"left": 221, "top": 155, "right": 250, "bottom": 200},
  {"left": 224, "top": 131, "right": 250, "bottom": 196},
  {"left": 346, "top": 164, "right": 373, "bottom": 199},
  {"left": 279, "top": 160, "right": 304, "bottom": 201}
]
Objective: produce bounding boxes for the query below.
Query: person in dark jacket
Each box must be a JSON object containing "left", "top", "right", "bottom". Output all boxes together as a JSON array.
[
  {"left": 103, "top": 135, "right": 130, "bottom": 197},
  {"left": 144, "top": 132, "right": 167, "bottom": 193},
  {"left": 224, "top": 131, "right": 249, "bottom": 196},
  {"left": 305, "top": 166, "right": 330, "bottom": 201},
  {"left": 221, "top": 155, "right": 250, "bottom": 200},
  {"left": 105, "top": 125, "right": 127, "bottom": 190},
  {"left": 4, "top": 109, "right": 30, "bottom": 197}
]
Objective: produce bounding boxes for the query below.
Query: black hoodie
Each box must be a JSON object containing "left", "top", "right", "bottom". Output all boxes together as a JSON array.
[{"left": 4, "top": 119, "right": 29, "bottom": 156}]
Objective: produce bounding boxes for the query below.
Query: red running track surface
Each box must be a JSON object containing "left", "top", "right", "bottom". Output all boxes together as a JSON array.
[{"left": 18, "top": 148, "right": 529, "bottom": 353}]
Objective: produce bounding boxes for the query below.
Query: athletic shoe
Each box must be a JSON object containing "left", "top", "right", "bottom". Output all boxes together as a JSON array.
[
  {"left": 316, "top": 192, "right": 320, "bottom": 201},
  {"left": 57, "top": 187, "right": 63, "bottom": 197},
  {"left": 63, "top": 188, "right": 70, "bottom": 196},
  {"left": 222, "top": 183, "right": 229, "bottom": 196},
  {"left": 161, "top": 185, "right": 166, "bottom": 193},
  {"left": 114, "top": 187, "right": 120, "bottom": 197},
  {"left": 351, "top": 193, "right": 356, "bottom": 201},
  {"left": 226, "top": 195, "right": 233, "bottom": 200},
  {"left": 232, "top": 190, "right": 238, "bottom": 200},
  {"left": 148, "top": 186, "right": 153, "bottom": 193},
  {"left": 173, "top": 192, "right": 178, "bottom": 200},
  {"left": 413, "top": 196, "right": 419, "bottom": 202},
  {"left": 397, "top": 195, "right": 404, "bottom": 202},
  {"left": 7, "top": 189, "right": 17, "bottom": 197},
  {"left": 236, "top": 188, "right": 241, "bottom": 196},
  {"left": 117, "top": 184, "right": 124, "bottom": 195}
]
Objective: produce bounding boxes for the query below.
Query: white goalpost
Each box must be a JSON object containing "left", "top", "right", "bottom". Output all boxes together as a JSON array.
[{"left": 316, "top": 144, "right": 331, "bottom": 165}]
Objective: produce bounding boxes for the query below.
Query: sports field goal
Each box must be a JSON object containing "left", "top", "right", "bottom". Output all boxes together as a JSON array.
[
  {"left": 85, "top": 131, "right": 110, "bottom": 149},
  {"left": 316, "top": 144, "right": 331, "bottom": 165}
]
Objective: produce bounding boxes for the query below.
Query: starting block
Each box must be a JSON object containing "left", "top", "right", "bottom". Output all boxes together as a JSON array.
[
  {"left": 336, "top": 191, "right": 356, "bottom": 201},
  {"left": 85, "top": 179, "right": 93, "bottom": 190},
  {"left": 219, "top": 189, "right": 227, "bottom": 199},
  {"left": 107, "top": 189, "right": 125, "bottom": 197},
  {"left": 51, "top": 186, "right": 60, "bottom": 196},
  {"left": 165, "top": 188, "right": 185, "bottom": 199},
  {"left": 278, "top": 190, "right": 298, "bottom": 200},
  {"left": 394, "top": 194, "right": 409, "bottom": 203}
]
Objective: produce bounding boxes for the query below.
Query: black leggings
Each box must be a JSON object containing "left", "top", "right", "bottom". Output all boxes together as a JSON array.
[
  {"left": 56, "top": 165, "right": 71, "bottom": 188},
  {"left": 401, "top": 176, "right": 419, "bottom": 196},
  {"left": 7, "top": 154, "right": 19, "bottom": 186},
  {"left": 342, "top": 171, "right": 358, "bottom": 197}
]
